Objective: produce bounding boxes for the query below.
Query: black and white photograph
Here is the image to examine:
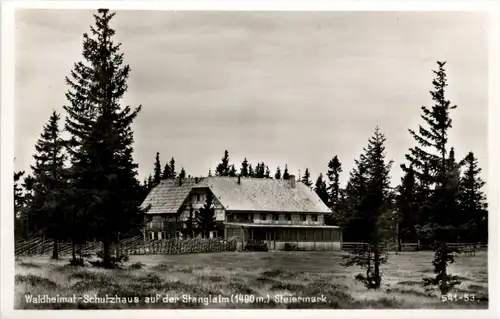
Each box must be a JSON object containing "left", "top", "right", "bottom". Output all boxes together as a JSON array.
[{"left": 1, "top": 1, "right": 497, "bottom": 315}]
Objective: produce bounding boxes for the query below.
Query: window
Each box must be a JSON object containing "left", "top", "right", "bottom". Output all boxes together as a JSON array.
[
  {"left": 312, "top": 214, "right": 318, "bottom": 222},
  {"left": 300, "top": 214, "right": 306, "bottom": 221},
  {"left": 260, "top": 213, "right": 267, "bottom": 220},
  {"left": 247, "top": 214, "right": 253, "bottom": 220},
  {"left": 272, "top": 214, "right": 279, "bottom": 221},
  {"left": 285, "top": 214, "right": 291, "bottom": 221},
  {"left": 197, "top": 194, "right": 200, "bottom": 202},
  {"left": 150, "top": 232, "right": 155, "bottom": 240}
]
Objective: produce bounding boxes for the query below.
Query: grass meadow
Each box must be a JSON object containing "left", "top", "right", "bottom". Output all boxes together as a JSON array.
[{"left": 14, "top": 250, "right": 488, "bottom": 309}]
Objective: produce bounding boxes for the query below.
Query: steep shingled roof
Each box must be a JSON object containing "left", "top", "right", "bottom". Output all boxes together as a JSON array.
[
  {"left": 141, "top": 178, "right": 208, "bottom": 214},
  {"left": 142, "top": 177, "right": 331, "bottom": 214}
]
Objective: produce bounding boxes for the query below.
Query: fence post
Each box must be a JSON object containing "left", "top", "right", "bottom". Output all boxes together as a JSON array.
[{"left": 40, "top": 235, "right": 45, "bottom": 255}]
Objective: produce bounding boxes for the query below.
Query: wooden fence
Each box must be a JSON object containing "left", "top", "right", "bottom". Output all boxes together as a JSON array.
[
  {"left": 340, "top": 242, "right": 487, "bottom": 252},
  {"left": 15, "top": 236, "right": 238, "bottom": 257}
]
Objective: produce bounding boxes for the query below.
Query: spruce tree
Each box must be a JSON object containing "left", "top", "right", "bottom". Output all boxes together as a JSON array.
[
  {"left": 153, "top": 152, "right": 162, "bottom": 186},
  {"left": 248, "top": 164, "right": 254, "bottom": 178},
  {"left": 14, "top": 170, "right": 25, "bottom": 239},
  {"left": 215, "top": 150, "right": 230, "bottom": 176},
  {"left": 141, "top": 177, "right": 150, "bottom": 200},
  {"left": 283, "top": 164, "right": 290, "bottom": 180},
  {"left": 229, "top": 165, "right": 237, "bottom": 177},
  {"left": 254, "top": 163, "right": 260, "bottom": 178},
  {"left": 169, "top": 157, "right": 176, "bottom": 179},
  {"left": 147, "top": 174, "right": 154, "bottom": 190},
  {"left": 459, "top": 152, "right": 487, "bottom": 243},
  {"left": 161, "top": 160, "right": 171, "bottom": 179},
  {"left": 14, "top": 170, "right": 25, "bottom": 218},
  {"left": 195, "top": 192, "right": 216, "bottom": 238},
  {"left": 314, "top": 173, "right": 328, "bottom": 205},
  {"left": 301, "top": 168, "right": 312, "bottom": 187},
  {"left": 404, "top": 61, "right": 460, "bottom": 294},
  {"left": 29, "top": 111, "right": 68, "bottom": 259},
  {"left": 342, "top": 159, "right": 368, "bottom": 242},
  {"left": 396, "top": 165, "right": 418, "bottom": 245},
  {"left": 254, "top": 162, "right": 266, "bottom": 178},
  {"left": 405, "top": 61, "right": 458, "bottom": 231},
  {"left": 265, "top": 166, "right": 271, "bottom": 179},
  {"left": 21, "top": 175, "right": 37, "bottom": 238},
  {"left": 443, "top": 147, "right": 462, "bottom": 240},
  {"left": 240, "top": 158, "right": 249, "bottom": 177},
  {"left": 326, "top": 156, "right": 342, "bottom": 212},
  {"left": 63, "top": 9, "right": 148, "bottom": 268},
  {"left": 179, "top": 167, "right": 186, "bottom": 179},
  {"left": 274, "top": 166, "right": 281, "bottom": 179},
  {"left": 343, "top": 127, "right": 394, "bottom": 289}
]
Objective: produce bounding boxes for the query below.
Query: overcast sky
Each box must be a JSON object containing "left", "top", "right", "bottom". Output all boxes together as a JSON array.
[{"left": 14, "top": 10, "right": 488, "bottom": 187}]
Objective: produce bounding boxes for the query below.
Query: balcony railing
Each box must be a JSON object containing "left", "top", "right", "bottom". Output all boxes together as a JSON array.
[
  {"left": 147, "top": 221, "right": 183, "bottom": 230},
  {"left": 226, "top": 219, "right": 321, "bottom": 225}
]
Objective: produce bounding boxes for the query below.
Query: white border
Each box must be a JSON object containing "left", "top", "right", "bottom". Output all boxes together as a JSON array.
[{"left": 1, "top": 1, "right": 499, "bottom": 319}]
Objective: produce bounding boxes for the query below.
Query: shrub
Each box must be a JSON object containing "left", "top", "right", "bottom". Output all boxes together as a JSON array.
[
  {"left": 90, "top": 251, "right": 129, "bottom": 269},
  {"left": 128, "top": 262, "right": 144, "bottom": 270},
  {"left": 15, "top": 274, "right": 59, "bottom": 289}
]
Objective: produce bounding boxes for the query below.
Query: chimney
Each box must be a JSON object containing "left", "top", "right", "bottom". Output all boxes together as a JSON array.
[
  {"left": 179, "top": 176, "right": 183, "bottom": 186},
  {"left": 289, "top": 175, "right": 296, "bottom": 188},
  {"left": 237, "top": 175, "right": 241, "bottom": 185}
]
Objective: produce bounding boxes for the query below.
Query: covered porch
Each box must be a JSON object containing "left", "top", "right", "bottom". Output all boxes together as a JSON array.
[{"left": 224, "top": 222, "right": 342, "bottom": 251}]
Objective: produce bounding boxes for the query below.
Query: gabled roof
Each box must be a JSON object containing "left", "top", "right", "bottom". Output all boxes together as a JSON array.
[
  {"left": 141, "top": 178, "right": 207, "bottom": 214},
  {"left": 200, "top": 177, "right": 331, "bottom": 213},
  {"left": 142, "top": 177, "right": 331, "bottom": 214}
]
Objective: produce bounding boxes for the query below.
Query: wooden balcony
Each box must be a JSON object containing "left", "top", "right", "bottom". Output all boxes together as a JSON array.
[
  {"left": 226, "top": 218, "right": 322, "bottom": 226},
  {"left": 146, "top": 221, "right": 183, "bottom": 231}
]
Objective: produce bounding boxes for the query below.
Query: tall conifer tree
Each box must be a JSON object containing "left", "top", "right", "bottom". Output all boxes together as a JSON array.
[
  {"left": 240, "top": 158, "right": 249, "bottom": 177},
  {"left": 63, "top": 9, "right": 148, "bottom": 267},
  {"left": 404, "top": 61, "right": 461, "bottom": 294},
  {"left": 301, "top": 168, "right": 312, "bottom": 187},
  {"left": 343, "top": 127, "right": 394, "bottom": 289},
  {"left": 30, "top": 111, "right": 68, "bottom": 259},
  {"left": 396, "top": 165, "right": 418, "bottom": 245},
  {"left": 459, "top": 152, "right": 488, "bottom": 243},
  {"left": 153, "top": 152, "right": 162, "bottom": 186},
  {"left": 314, "top": 173, "right": 328, "bottom": 205},
  {"left": 169, "top": 157, "right": 176, "bottom": 179},
  {"left": 215, "top": 150, "right": 230, "bottom": 176},
  {"left": 327, "top": 156, "right": 342, "bottom": 211},
  {"left": 282, "top": 164, "right": 290, "bottom": 180},
  {"left": 274, "top": 166, "right": 281, "bottom": 179},
  {"left": 14, "top": 170, "right": 25, "bottom": 239}
]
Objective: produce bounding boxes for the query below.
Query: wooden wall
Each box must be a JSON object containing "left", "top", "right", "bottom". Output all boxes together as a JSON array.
[{"left": 225, "top": 227, "right": 341, "bottom": 243}]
